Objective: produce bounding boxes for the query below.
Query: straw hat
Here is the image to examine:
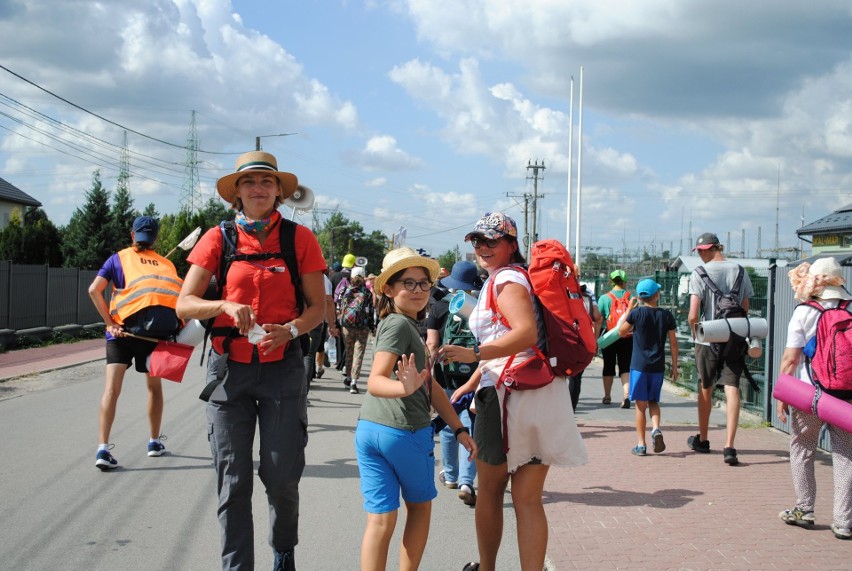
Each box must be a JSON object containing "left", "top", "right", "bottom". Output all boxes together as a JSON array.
[
  {"left": 216, "top": 151, "right": 298, "bottom": 203},
  {"left": 374, "top": 247, "right": 440, "bottom": 293}
]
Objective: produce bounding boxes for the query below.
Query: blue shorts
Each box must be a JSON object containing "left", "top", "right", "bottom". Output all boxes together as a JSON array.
[
  {"left": 354, "top": 419, "right": 437, "bottom": 514},
  {"left": 628, "top": 370, "right": 664, "bottom": 402}
]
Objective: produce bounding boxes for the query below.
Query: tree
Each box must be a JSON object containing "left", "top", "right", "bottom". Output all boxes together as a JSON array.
[
  {"left": 315, "top": 212, "right": 387, "bottom": 276},
  {"left": 0, "top": 207, "right": 64, "bottom": 266},
  {"left": 108, "top": 178, "right": 137, "bottom": 247},
  {"left": 437, "top": 246, "right": 462, "bottom": 270},
  {"left": 62, "top": 170, "right": 114, "bottom": 269},
  {"left": 142, "top": 203, "right": 159, "bottom": 217}
]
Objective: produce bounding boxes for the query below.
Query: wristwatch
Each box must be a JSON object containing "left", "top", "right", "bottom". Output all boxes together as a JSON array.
[
  {"left": 285, "top": 323, "right": 299, "bottom": 339},
  {"left": 454, "top": 426, "right": 470, "bottom": 439},
  {"left": 472, "top": 344, "right": 481, "bottom": 361}
]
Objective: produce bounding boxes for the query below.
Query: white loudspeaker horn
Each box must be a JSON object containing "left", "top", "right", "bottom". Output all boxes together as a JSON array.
[
  {"left": 355, "top": 256, "right": 368, "bottom": 267},
  {"left": 285, "top": 185, "right": 315, "bottom": 211}
]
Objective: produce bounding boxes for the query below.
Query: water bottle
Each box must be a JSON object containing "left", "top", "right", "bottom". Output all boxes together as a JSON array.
[{"left": 325, "top": 338, "right": 337, "bottom": 364}]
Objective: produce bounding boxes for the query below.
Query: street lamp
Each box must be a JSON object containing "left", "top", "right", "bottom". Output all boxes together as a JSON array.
[{"left": 255, "top": 133, "right": 298, "bottom": 151}]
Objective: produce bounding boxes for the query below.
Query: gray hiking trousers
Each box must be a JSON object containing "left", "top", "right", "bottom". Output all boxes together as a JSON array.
[{"left": 206, "top": 345, "right": 308, "bottom": 570}]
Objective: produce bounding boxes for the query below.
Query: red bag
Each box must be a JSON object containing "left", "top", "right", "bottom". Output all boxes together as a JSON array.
[
  {"left": 147, "top": 341, "right": 194, "bottom": 383},
  {"left": 499, "top": 347, "right": 556, "bottom": 391}
]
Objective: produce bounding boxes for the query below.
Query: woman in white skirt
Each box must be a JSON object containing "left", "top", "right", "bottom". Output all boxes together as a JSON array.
[{"left": 440, "top": 212, "right": 588, "bottom": 571}]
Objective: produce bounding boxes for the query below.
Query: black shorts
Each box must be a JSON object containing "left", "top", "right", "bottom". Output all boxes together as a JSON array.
[
  {"left": 106, "top": 337, "right": 158, "bottom": 373},
  {"left": 473, "top": 386, "right": 507, "bottom": 466},
  {"left": 695, "top": 343, "right": 743, "bottom": 389},
  {"left": 602, "top": 336, "right": 632, "bottom": 377}
]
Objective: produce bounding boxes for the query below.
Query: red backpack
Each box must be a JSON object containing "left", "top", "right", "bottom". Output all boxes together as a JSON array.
[
  {"left": 803, "top": 300, "right": 852, "bottom": 399},
  {"left": 487, "top": 239, "right": 597, "bottom": 377},
  {"left": 605, "top": 290, "right": 632, "bottom": 332}
]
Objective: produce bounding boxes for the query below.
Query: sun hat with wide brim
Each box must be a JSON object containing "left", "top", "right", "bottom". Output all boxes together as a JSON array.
[
  {"left": 216, "top": 151, "right": 299, "bottom": 203},
  {"left": 374, "top": 247, "right": 440, "bottom": 294},
  {"left": 809, "top": 257, "right": 852, "bottom": 300}
]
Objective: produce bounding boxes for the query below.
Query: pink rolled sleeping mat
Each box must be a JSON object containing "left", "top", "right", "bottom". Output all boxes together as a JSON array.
[{"left": 773, "top": 373, "right": 852, "bottom": 433}]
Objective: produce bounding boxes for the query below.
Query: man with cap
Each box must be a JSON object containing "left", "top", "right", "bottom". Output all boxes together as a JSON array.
[
  {"left": 88, "top": 215, "right": 183, "bottom": 471},
  {"left": 687, "top": 232, "right": 753, "bottom": 466},
  {"left": 598, "top": 269, "right": 634, "bottom": 408},
  {"left": 176, "top": 150, "right": 327, "bottom": 570}
]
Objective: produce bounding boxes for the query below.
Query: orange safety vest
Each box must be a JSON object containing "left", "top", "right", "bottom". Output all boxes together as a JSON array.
[{"left": 109, "top": 247, "right": 183, "bottom": 324}]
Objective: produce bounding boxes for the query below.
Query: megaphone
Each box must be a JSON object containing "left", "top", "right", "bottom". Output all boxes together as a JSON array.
[
  {"left": 285, "top": 185, "right": 315, "bottom": 212},
  {"left": 355, "top": 256, "right": 368, "bottom": 267}
]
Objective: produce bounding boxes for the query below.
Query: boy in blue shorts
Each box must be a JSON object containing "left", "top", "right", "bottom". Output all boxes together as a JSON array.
[{"left": 618, "top": 278, "right": 678, "bottom": 456}]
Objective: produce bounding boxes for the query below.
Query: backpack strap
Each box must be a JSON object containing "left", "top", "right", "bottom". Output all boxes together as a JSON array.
[
  {"left": 696, "top": 265, "right": 744, "bottom": 299},
  {"left": 486, "top": 266, "right": 529, "bottom": 329}
]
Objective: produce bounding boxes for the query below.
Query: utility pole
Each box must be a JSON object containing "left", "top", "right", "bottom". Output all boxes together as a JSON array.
[
  {"left": 526, "top": 160, "right": 546, "bottom": 258},
  {"left": 506, "top": 192, "right": 531, "bottom": 256}
]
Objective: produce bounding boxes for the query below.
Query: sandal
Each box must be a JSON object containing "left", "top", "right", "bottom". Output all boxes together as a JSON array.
[
  {"left": 602, "top": 397, "right": 611, "bottom": 404},
  {"left": 463, "top": 563, "right": 480, "bottom": 571}
]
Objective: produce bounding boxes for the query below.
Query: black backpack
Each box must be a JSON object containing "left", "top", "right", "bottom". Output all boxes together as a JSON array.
[{"left": 695, "top": 265, "right": 758, "bottom": 392}]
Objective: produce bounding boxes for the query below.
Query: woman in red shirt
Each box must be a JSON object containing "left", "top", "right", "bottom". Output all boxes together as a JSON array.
[{"left": 177, "top": 151, "right": 326, "bottom": 571}]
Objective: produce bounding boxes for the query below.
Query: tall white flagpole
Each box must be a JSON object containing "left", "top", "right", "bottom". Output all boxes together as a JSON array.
[
  {"left": 574, "top": 66, "right": 584, "bottom": 267},
  {"left": 566, "top": 76, "right": 574, "bottom": 254}
]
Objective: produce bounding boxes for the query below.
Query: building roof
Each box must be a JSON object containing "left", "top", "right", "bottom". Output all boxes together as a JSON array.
[
  {"left": 671, "top": 256, "right": 787, "bottom": 273},
  {"left": 797, "top": 202, "right": 852, "bottom": 236},
  {"left": 0, "top": 176, "right": 41, "bottom": 208}
]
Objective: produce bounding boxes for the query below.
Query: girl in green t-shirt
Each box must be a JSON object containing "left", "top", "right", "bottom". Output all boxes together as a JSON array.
[{"left": 355, "top": 247, "right": 477, "bottom": 571}]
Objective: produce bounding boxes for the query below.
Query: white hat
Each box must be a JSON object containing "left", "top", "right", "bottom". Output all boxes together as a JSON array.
[
  {"left": 809, "top": 257, "right": 852, "bottom": 300},
  {"left": 351, "top": 266, "right": 365, "bottom": 278}
]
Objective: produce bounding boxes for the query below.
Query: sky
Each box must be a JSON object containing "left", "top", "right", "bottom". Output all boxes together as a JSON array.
[{"left": 1, "top": 0, "right": 851, "bottom": 265}]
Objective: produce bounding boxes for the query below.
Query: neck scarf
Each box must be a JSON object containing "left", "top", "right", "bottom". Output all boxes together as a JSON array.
[{"left": 235, "top": 210, "right": 279, "bottom": 234}]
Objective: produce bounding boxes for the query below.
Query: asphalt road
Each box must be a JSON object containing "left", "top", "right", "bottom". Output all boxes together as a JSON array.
[{"left": 0, "top": 347, "right": 521, "bottom": 571}]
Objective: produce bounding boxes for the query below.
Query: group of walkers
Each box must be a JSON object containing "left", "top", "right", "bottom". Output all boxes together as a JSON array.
[{"left": 87, "top": 148, "right": 850, "bottom": 571}]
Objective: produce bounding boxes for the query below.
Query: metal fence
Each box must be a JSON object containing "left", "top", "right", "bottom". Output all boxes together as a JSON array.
[
  {"left": 0, "top": 261, "right": 102, "bottom": 331},
  {"left": 586, "top": 260, "right": 850, "bottom": 452}
]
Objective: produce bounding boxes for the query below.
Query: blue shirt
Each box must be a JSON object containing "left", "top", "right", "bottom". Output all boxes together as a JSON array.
[
  {"left": 97, "top": 253, "right": 125, "bottom": 341},
  {"left": 626, "top": 306, "right": 676, "bottom": 373}
]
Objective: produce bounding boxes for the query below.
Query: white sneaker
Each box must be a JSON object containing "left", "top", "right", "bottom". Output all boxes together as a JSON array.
[{"left": 349, "top": 382, "right": 360, "bottom": 394}]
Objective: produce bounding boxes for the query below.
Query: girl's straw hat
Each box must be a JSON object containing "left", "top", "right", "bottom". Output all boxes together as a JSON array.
[{"left": 374, "top": 247, "right": 440, "bottom": 293}]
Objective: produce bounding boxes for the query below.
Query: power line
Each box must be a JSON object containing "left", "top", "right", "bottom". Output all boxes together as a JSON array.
[{"left": 0, "top": 63, "right": 235, "bottom": 155}]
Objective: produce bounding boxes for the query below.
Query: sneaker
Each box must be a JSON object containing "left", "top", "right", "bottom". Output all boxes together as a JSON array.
[
  {"left": 723, "top": 447, "right": 739, "bottom": 465},
  {"left": 343, "top": 376, "right": 352, "bottom": 387},
  {"left": 273, "top": 548, "right": 296, "bottom": 571},
  {"left": 779, "top": 508, "right": 815, "bottom": 527},
  {"left": 95, "top": 448, "right": 118, "bottom": 470},
  {"left": 631, "top": 445, "right": 647, "bottom": 456},
  {"left": 349, "top": 382, "right": 359, "bottom": 395},
  {"left": 651, "top": 428, "right": 666, "bottom": 453},
  {"left": 687, "top": 434, "right": 711, "bottom": 453},
  {"left": 439, "top": 470, "right": 458, "bottom": 489},
  {"left": 314, "top": 366, "right": 324, "bottom": 379},
  {"left": 459, "top": 484, "right": 477, "bottom": 506},
  {"left": 831, "top": 524, "right": 851, "bottom": 540},
  {"left": 147, "top": 435, "right": 167, "bottom": 457},
  {"left": 620, "top": 398, "right": 631, "bottom": 409}
]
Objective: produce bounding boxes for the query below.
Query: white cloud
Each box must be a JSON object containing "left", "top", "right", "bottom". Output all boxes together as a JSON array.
[{"left": 345, "top": 135, "right": 423, "bottom": 171}]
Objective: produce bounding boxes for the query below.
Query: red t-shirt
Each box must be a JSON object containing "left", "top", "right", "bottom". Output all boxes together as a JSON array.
[{"left": 188, "top": 218, "right": 326, "bottom": 363}]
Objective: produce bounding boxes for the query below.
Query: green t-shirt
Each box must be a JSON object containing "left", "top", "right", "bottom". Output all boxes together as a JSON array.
[{"left": 358, "top": 312, "right": 432, "bottom": 431}]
